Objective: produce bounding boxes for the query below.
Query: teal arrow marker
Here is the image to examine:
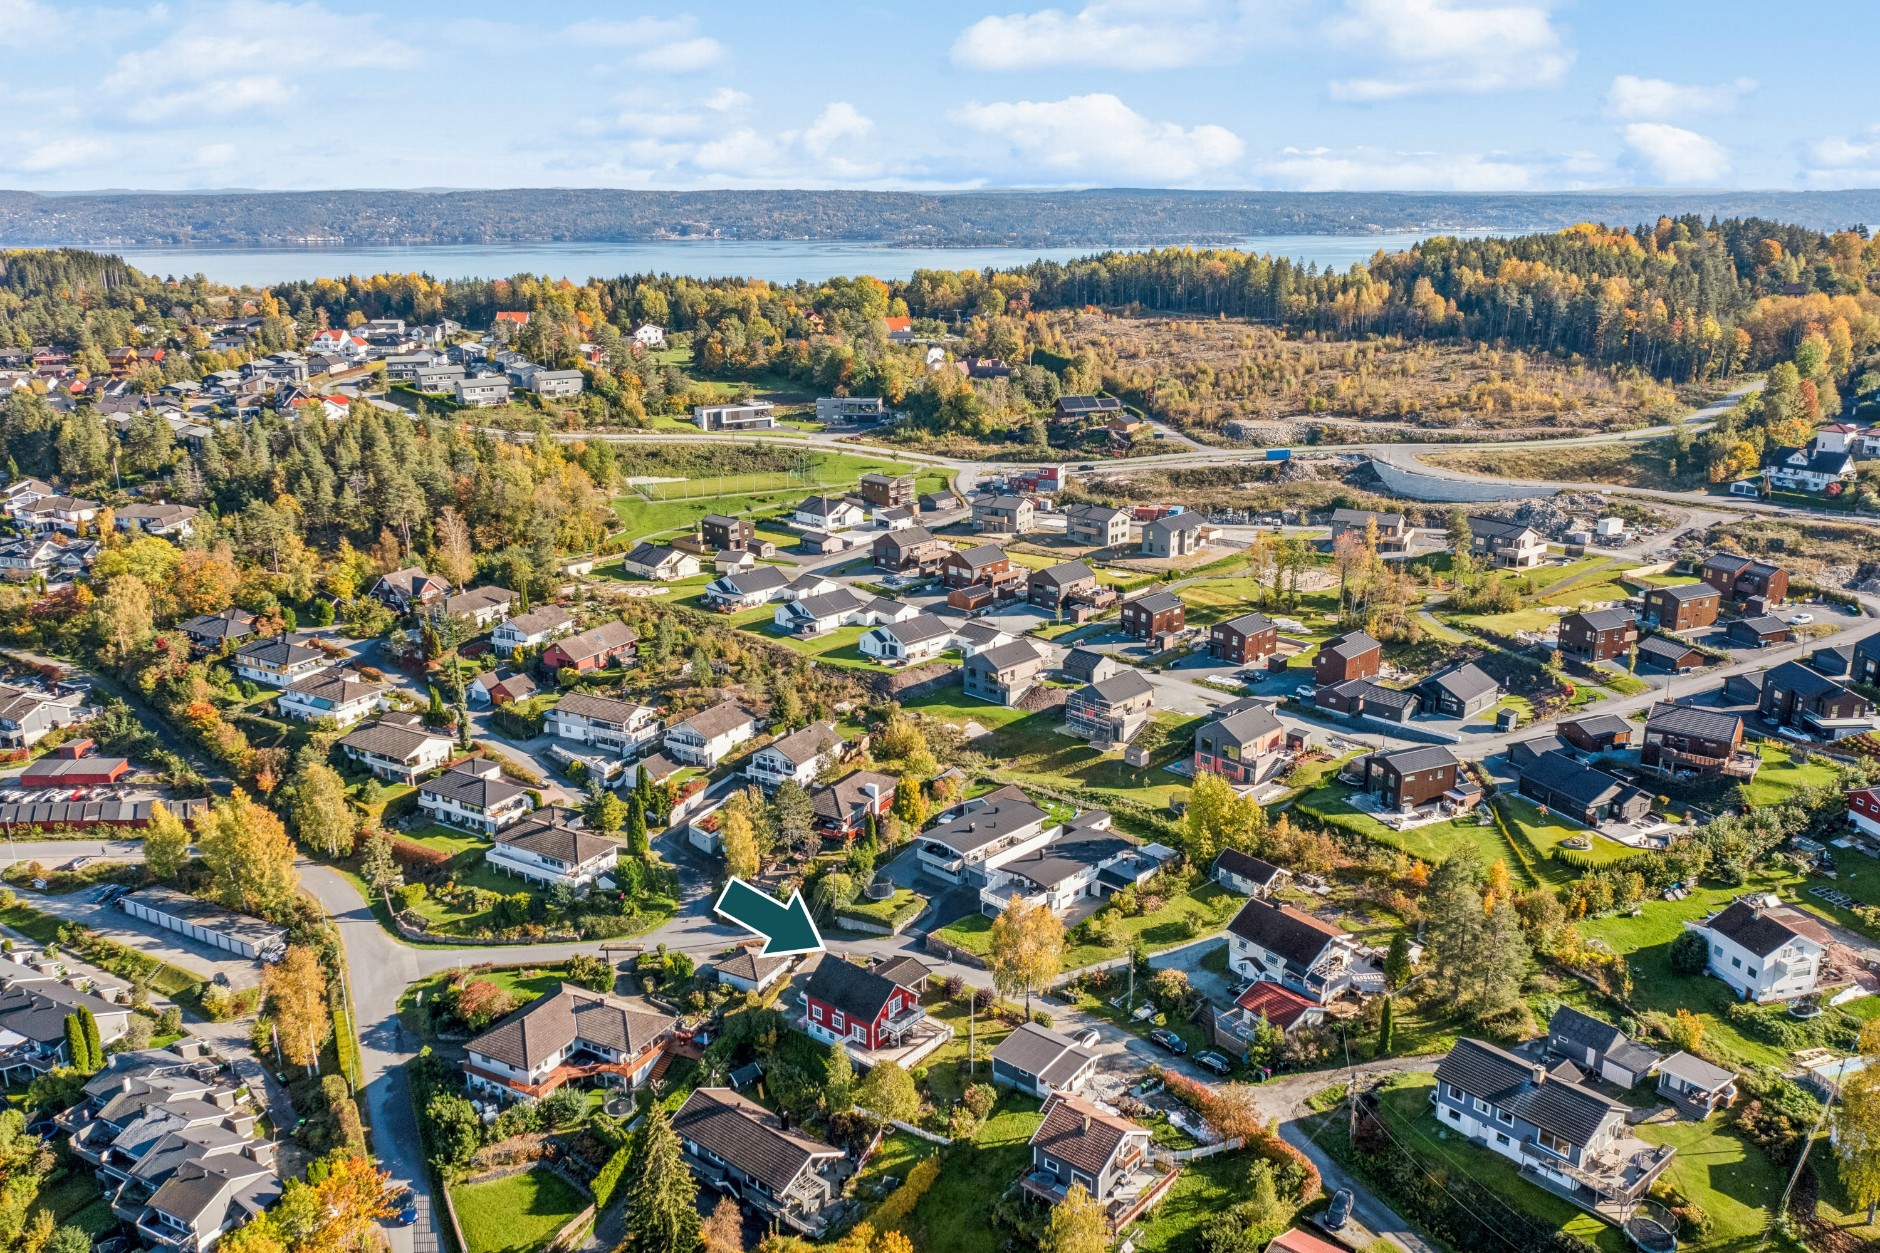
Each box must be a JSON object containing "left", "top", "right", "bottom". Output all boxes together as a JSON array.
[{"left": 712, "top": 877, "right": 826, "bottom": 958}]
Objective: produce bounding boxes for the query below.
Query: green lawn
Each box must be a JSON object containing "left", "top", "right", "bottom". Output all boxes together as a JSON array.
[
  {"left": 979, "top": 708, "right": 1201, "bottom": 812},
  {"left": 1497, "top": 795, "right": 1640, "bottom": 873},
  {"left": 917, "top": 997, "right": 1017, "bottom": 1108},
  {"left": 856, "top": 1129, "right": 939, "bottom": 1196},
  {"left": 1293, "top": 783, "right": 1529, "bottom": 877},
  {"left": 1180, "top": 582, "right": 1346, "bottom": 635},
  {"left": 893, "top": 1102, "right": 1042, "bottom": 1253},
  {"left": 835, "top": 889, "right": 926, "bottom": 930},
  {"left": 448, "top": 1167, "right": 587, "bottom": 1253},
  {"left": 750, "top": 623, "right": 879, "bottom": 671},
  {"left": 1126, "top": 1148, "right": 1257, "bottom": 1253},
  {"left": 398, "top": 964, "right": 570, "bottom": 1037},
  {"left": 936, "top": 881, "right": 1238, "bottom": 970},
  {"left": 1739, "top": 742, "right": 1844, "bottom": 808},
  {"left": 901, "top": 689, "right": 1034, "bottom": 732}
]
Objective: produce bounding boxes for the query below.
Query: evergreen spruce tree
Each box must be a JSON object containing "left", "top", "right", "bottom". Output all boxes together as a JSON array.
[
  {"left": 621, "top": 1106, "right": 701, "bottom": 1253},
  {"left": 627, "top": 795, "right": 650, "bottom": 860},
  {"left": 1377, "top": 995, "right": 1395, "bottom": 1056}
]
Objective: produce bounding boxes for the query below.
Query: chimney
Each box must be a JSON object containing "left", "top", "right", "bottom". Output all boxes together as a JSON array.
[
  {"left": 1081, "top": 1113, "right": 1092, "bottom": 1133},
  {"left": 1532, "top": 1063, "right": 1548, "bottom": 1085}
]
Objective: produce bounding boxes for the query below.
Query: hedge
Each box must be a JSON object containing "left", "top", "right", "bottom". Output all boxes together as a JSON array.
[
  {"left": 592, "top": 1143, "right": 632, "bottom": 1211},
  {"left": 871, "top": 1152, "right": 940, "bottom": 1231}
]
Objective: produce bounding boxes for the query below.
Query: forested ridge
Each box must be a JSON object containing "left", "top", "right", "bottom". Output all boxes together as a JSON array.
[{"left": 5, "top": 187, "right": 1880, "bottom": 247}]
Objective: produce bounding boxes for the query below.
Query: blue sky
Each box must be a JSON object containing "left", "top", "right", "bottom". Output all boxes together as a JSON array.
[{"left": 0, "top": 0, "right": 1874, "bottom": 192}]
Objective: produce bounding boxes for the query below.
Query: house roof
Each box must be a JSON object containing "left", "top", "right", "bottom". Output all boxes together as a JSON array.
[
  {"left": 1331, "top": 508, "right": 1406, "bottom": 528},
  {"left": 797, "top": 494, "right": 860, "bottom": 518},
  {"left": 951, "top": 543, "right": 1007, "bottom": 569},
  {"left": 1566, "top": 608, "right": 1636, "bottom": 633},
  {"left": 712, "top": 948, "right": 791, "bottom": 986},
  {"left": 1220, "top": 610, "right": 1277, "bottom": 636},
  {"left": 811, "top": 769, "right": 897, "bottom": 827},
  {"left": 466, "top": 986, "right": 673, "bottom": 1071},
  {"left": 1657, "top": 1051, "right": 1735, "bottom": 1093},
  {"left": 1435, "top": 1037, "right": 1626, "bottom": 1147},
  {"left": 282, "top": 668, "right": 386, "bottom": 703},
  {"left": 1548, "top": 1005, "right": 1626, "bottom": 1054},
  {"left": 801, "top": 957, "right": 906, "bottom": 1023},
  {"left": 1143, "top": 513, "right": 1207, "bottom": 536},
  {"left": 1269, "top": 1229, "right": 1350, "bottom": 1253},
  {"left": 992, "top": 1022, "right": 1097, "bottom": 1087},
  {"left": 1465, "top": 515, "right": 1539, "bottom": 542},
  {"left": 672, "top": 700, "right": 757, "bottom": 742},
  {"left": 1733, "top": 614, "right": 1789, "bottom": 636},
  {"left": 1320, "top": 630, "right": 1381, "bottom": 661},
  {"left": 547, "top": 619, "right": 637, "bottom": 663},
  {"left": 970, "top": 640, "right": 1045, "bottom": 675},
  {"left": 761, "top": 721, "right": 844, "bottom": 768},
  {"left": 882, "top": 613, "right": 953, "bottom": 646},
  {"left": 1028, "top": 1095, "right": 1143, "bottom": 1178},
  {"left": 494, "top": 815, "right": 618, "bottom": 867},
  {"left": 338, "top": 718, "right": 450, "bottom": 761},
  {"left": 1034, "top": 560, "right": 1095, "bottom": 587},
  {"left": 922, "top": 783, "right": 1049, "bottom": 855},
  {"left": 553, "top": 692, "right": 651, "bottom": 725},
  {"left": 1636, "top": 636, "right": 1701, "bottom": 662},
  {"left": 1062, "top": 647, "right": 1112, "bottom": 679},
  {"left": 501, "top": 605, "right": 576, "bottom": 635},
  {"left": 1232, "top": 982, "right": 1319, "bottom": 1030},
  {"left": 1699, "top": 898, "right": 1830, "bottom": 957},
  {"left": 1558, "top": 713, "right": 1634, "bottom": 741},
  {"left": 1128, "top": 590, "right": 1184, "bottom": 615},
  {"left": 1521, "top": 751, "right": 1646, "bottom": 810},
  {"left": 1214, "top": 848, "right": 1287, "bottom": 887},
  {"left": 714, "top": 566, "right": 791, "bottom": 598},
  {"left": 444, "top": 585, "right": 516, "bottom": 616},
  {"left": 994, "top": 831, "right": 1134, "bottom": 894},
  {"left": 1065, "top": 502, "right": 1130, "bottom": 523},
  {"left": 179, "top": 608, "right": 256, "bottom": 641},
  {"left": 872, "top": 955, "right": 933, "bottom": 987},
  {"left": 672, "top": 1088, "right": 843, "bottom": 1194},
  {"left": 1372, "top": 744, "right": 1457, "bottom": 774},
  {"left": 875, "top": 526, "right": 937, "bottom": 553},
  {"left": 623, "top": 542, "right": 686, "bottom": 570},
  {"left": 1766, "top": 660, "right": 1846, "bottom": 700},
  {"left": 1421, "top": 662, "right": 1499, "bottom": 703},
  {"left": 1224, "top": 897, "right": 1348, "bottom": 972},
  {"left": 233, "top": 637, "right": 323, "bottom": 667},
  {"left": 1083, "top": 669, "right": 1154, "bottom": 706},
  {"left": 1198, "top": 696, "right": 1285, "bottom": 748},
  {"left": 420, "top": 766, "right": 530, "bottom": 809},
  {"left": 1645, "top": 702, "right": 1742, "bottom": 743},
  {"left": 1653, "top": 582, "right": 1719, "bottom": 604}
]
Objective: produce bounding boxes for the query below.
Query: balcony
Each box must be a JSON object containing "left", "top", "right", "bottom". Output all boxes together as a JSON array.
[{"left": 1650, "top": 746, "right": 1759, "bottom": 779}]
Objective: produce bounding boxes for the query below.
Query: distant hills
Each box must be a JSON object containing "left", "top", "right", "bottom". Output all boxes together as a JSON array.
[{"left": 1, "top": 188, "right": 1877, "bottom": 248}]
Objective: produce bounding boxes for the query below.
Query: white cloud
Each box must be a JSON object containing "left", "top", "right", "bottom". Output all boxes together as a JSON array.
[
  {"left": 1604, "top": 75, "right": 1755, "bottom": 121},
  {"left": 1326, "top": 0, "right": 1572, "bottom": 100},
  {"left": 571, "top": 93, "right": 903, "bottom": 186},
  {"left": 1803, "top": 124, "right": 1880, "bottom": 186},
  {"left": 562, "top": 16, "right": 725, "bottom": 73},
  {"left": 951, "top": 0, "right": 1262, "bottom": 71},
  {"left": 1260, "top": 145, "right": 1588, "bottom": 191},
  {"left": 1620, "top": 122, "right": 1730, "bottom": 184},
  {"left": 0, "top": 134, "right": 117, "bottom": 174},
  {"left": 953, "top": 93, "right": 1244, "bottom": 182},
  {"left": 191, "top": 142, "right": 238, "bottom": 168},
  {"left": 0, "top": 0, "right": 60, "bottom": 45},
  {"left": 106, "top": 1, "right": 412, "bottom": 121}
]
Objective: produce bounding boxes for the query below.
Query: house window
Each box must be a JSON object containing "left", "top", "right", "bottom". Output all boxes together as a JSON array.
[
  {"left": 1536, "top": 1129, "right": 1571, "bottom": 1157},
  {"left": 1747, "top": 968, "right": 1758, "bottom": 978},
  {"left": 1446, "top": 1108, "right": 1461, "bottom": 1123},
  {"left": 811, "top": 1006, "right": 823, "bottom": 1022},
  {"left": 1731, "top": 957, "right": 1742, "bottom": 969},
  {"left": 1495, "top": 1108, "right": 1514, "bottom": 1126},
  {"left": 1445, "top": 1083, "right": 1462, "bottom": 1100},
  {"left": 1496, "top": 1133, "right": 1511, "bottom": 1146},
  {"left": 1473, "top": 1098, "right": 1492, "bottom": 1116}
]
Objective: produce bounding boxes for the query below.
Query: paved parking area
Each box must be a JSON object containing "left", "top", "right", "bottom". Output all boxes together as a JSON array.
[{"left": 10, "top": 889, "right": 267, "bottom": 990}]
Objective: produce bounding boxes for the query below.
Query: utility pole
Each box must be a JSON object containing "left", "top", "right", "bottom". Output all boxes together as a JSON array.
[{"left": 969, "top": 995, "right": 976, "bottom": 1077}]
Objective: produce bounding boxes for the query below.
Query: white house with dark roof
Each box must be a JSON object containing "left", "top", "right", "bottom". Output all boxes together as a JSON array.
[
  {"left": 1545, "top": 1006, "right": 1663, "bottom": 1088},
  {"left": 702, "top": 565, "right": 792, "bottom": 611},
  {"left": 231, "top": 637, "right": 328, "bottom": 687},
  {"left": 545, "top": 692, "right": 661, "bottom": 758},
  {"left": 418, "top": 760, "right": 534, "bottom": 834},
  {"left": 1021, "top": 1095, "right": 1172, "bottom": 1231},
  {"left": 746, "top": 721, "right": 846, "bottom": 790},
  {"left": 1225, "top": 895, "right": 1365, "bottom": 1004},
  {"left": 276, "top": 668, "right": 388, "bottom": 727},
  {"left": 792, "top": 495, "right": 866, "bottom": 532},
  {"left": 487, "top": 810, "right": 619, "bottom": 889},
  {"left": 665, "top": 700, "right": 760, "bottom": 767},
  {"left": 858, "top": 612, "right": 955, "bottom": 664},
  {"left": 0, "top": 683, "right": 90, "bottom": 750},
  {"left": 1213, "top": 849, "right": 1291, "bottom": 898},
  {"left": 1433, "top": 1037, "right": 1673, "bottom": 1209},
  {"left": 441, "top": 585, "right": 517, "bottom": 629},
  {"left": 336, "top": 715, "right": 453, "bottom": 783},
  {"left": 114, "top": 501, "right": 199, "bottom": 538},
  {"left": 618, "top": 543, "right": 700, "bottom": 582},
  {"left": 491, "top": 605, "right": 577, "bottom": 652},
  {"left": 709, "top": 948, "right": 794, "bottom": 994},
  {"left": 917, "top": 784, "right": 1055, "bottom": 883},
  {"left": 1685, "top": 893, "right": 1828, "bottom": 1002},
  {"left": 371, "top": 566, "right": 450, "bottom": 611},
  {"left": 462, "top": 984, "right": 675, "bottom": 1102}
]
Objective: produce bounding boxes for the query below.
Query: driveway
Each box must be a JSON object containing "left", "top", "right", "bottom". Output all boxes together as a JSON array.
[{"left": 7, "top": 885, "right": 269, "bottom": 990}]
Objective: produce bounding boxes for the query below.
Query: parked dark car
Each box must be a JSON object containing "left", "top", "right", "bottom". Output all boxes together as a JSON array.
[
  {"left": 1324, "top": 1189, "right": 1353, "bottom": 1231},
  {"left": 386, "top": 1189, "right": 417, "bottom": 1227},
  {"left": 1148, "top": 1027, "right": 1188, "bottom": 1055},
  {"left": 1195, "top": 1051, "right": 1233, "bottom": 1076}
]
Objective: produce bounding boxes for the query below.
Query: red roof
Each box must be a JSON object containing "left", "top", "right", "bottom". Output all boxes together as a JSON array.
[
  {"left": 884, "top": 316, "right": 912, "bottom": 332},
  {"left": 1233, "top": 981, "right": 1318, "bottom": 1030},
  {"left": 1268, "top": 1228, "right": 1347, "bottom": 1253},
  {"left": 495, "top": 311, "right": 530, "bottom": 324}
]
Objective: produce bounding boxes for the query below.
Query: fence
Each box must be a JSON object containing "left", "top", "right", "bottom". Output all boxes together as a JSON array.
[
  {"left": 1156, "top": 1136, "right": 1246, "bottom": 1163},
  {"left": 856, "top": 1107, "right": 953, "bottom": 1146}
]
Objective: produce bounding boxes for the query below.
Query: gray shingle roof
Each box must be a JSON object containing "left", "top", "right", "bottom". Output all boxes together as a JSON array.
[
  {"left": 673, "top": 1088, "right": 843, "bottom": 1193},
  {"left": 466, "top": 986, "right": 672, "bottom": 1071},
  {"left": 1224, "top": 897, "right": 1347, "bottom": 972},
  {"left": 1644, "top": 702, "right": 1741, "bottom": 743},
  {"left": 992, "top": 1022, "right": 1097, "bottom": 1086},
  {"left": 1436, "top": 1037, "right": 1625, "bottom": 1147}
]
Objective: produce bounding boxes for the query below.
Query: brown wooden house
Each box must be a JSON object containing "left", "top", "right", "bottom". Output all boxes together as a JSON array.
[
  {"left": 1643, "top": 583, "right": 1720, "bottom": 631},
  {"left": 1701, "top": 554, "right": 1789, "bottom": 605},
  {"left": 1209, "top": 611, "right": 1278, "bottom": 664},
  {"left": 1559, "top": 609, "right": 1638, "bottom": 662},
  {"left": 1641, "top": 703, "right": 1751, "bottom": 777},
  {"left": 1313, "top": 631, "right": 1381, "bottom": 687},
  {"left": 1118, "top": 590, "right": 1185, "bottom": 641},
  {"left": 701, "top": 514, "right": 754, "bottom": 552}
]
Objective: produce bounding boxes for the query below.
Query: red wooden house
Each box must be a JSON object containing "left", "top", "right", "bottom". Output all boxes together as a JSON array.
[{"left": 799, "top": 958, "right": 926, "bottom": 1053}]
